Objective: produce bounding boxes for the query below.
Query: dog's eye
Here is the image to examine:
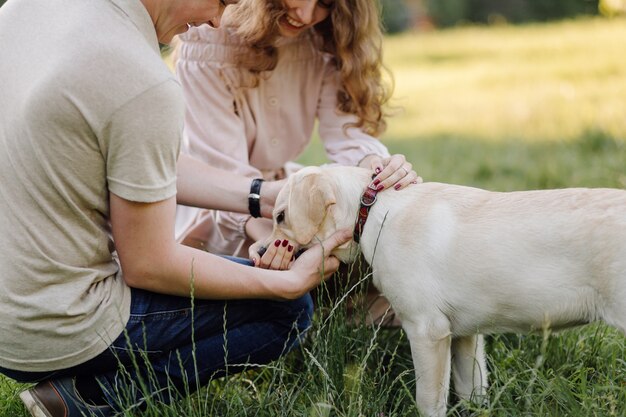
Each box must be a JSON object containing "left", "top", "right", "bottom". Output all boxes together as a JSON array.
[{"left": 276, "top": 211, "right": 285, "bottom": 224}]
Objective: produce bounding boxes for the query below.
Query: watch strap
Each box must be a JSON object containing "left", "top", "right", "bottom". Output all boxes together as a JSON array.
[{"left": 248, "top": 178, "right": 264, "bottom": 218}]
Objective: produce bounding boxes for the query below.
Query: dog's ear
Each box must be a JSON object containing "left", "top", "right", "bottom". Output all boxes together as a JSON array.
[{"left": 288, "top": 171, "right": 336, "bottom": 245}]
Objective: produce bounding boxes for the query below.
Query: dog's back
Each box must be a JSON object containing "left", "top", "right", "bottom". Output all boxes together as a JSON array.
[{"left": 359, "top": 182, "right": 626, "bottom": 336}]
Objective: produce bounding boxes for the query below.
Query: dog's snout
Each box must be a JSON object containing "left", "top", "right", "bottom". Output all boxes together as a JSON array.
[{"left": 257, "top": 246, "right": 267, "bottom": 257}]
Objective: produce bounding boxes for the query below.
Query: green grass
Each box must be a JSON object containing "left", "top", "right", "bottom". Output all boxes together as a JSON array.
[
  {"left": 3, "top": 16, "right": 626, "bottom": 417},
  {"left": 3, "top": 279, "right": 624, "bottom": 416}
]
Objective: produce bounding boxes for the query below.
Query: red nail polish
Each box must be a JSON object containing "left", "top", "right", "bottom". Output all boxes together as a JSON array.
[
  {"left": 375, "top": 167, "right": 381, "bottom": 174},
  {"left": 394, "top": 183, "right": 401, "bottom": 190},
  {"left": 376, "top": 184, "right": 384, "bottom": 191},
  {"left": 288, "top": 245, "right": 294, "bottom": 252},
  {"left": 373, "top": 178, "right": 380, "bottom": 186},
  {"left": 282, "top": 239, "right": 288, "bottom": 247},
  {"left": 274, "top": 239, "right": 281, "bottom": 247}
]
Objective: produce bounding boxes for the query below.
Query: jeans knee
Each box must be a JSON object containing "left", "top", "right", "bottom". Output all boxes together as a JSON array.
[{"left": 287, "top": 293, "right": 314, "bottom": 335}]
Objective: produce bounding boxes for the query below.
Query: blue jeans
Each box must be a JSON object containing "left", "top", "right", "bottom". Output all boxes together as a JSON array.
[{"left": 0, "top": 257, "right": 313, "bottom": 409}]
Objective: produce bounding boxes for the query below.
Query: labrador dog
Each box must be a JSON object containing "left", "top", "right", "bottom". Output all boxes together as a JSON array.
[{"left": 263, "top": 165, "right": 626, "bottom": 417}]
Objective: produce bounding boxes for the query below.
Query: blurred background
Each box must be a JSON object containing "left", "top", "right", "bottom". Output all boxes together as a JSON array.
[
  {"left": 380, "top": 0, "right": 625, "bottom": 33},
  {"left": 2, "top": 0, "right": 625, "bottom": 191},
  {"left": 1, "top": 0, "right": 625, "bottom": 25},
  {"left": 297, "top": 0, "right": 626, "bottom": 193}
]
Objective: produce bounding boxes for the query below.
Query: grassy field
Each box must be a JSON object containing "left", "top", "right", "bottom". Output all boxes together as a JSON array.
[
  {"left": 300, "top": 17, "right": 626, "bottom": 192},
  {"left": 382, "top": 17, "right": 626, "bottom": 144},
  {"left": 2, "top": 16, "right": 626, "bottom": 417}
]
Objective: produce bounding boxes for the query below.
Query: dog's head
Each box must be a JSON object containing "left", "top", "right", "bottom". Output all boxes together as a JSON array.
[{"left": 265, "top": 166, "right": 358, "bottom": 262}]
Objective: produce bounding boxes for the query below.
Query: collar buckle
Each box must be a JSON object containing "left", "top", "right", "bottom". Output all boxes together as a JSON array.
[{"left": 360, "top": 191, "right": 377, "bottom": 207}]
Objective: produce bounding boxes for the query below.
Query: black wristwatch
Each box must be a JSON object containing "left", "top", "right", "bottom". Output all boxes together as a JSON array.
[{"left": 248, "top": 178, "right": 264, "bottom": 218}]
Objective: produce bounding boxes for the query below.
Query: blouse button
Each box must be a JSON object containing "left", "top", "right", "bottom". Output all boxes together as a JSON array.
[
  {"left": 270, "top": 137, "right": 279, "bottom": 146},
  {"left": 269, "top": 97, "right": 278, "bottom": 107}
]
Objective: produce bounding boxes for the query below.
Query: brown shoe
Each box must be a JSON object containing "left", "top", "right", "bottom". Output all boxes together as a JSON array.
[
  {"left": 345, "top": 289, "right": 402, "bottom": 328},
  {"left": 20, "top": 378, "right": 112, "bottom": 417},
  {"left": 363, "top": 293, "right": 402, "bottom": 328},
  {"left": 321, "top": 258, "right": 402, "bottom": 328}
]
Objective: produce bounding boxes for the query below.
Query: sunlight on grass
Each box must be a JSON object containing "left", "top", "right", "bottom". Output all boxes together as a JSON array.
[{"left": 382, "top": 17, "right": 626, "bottom": 142}]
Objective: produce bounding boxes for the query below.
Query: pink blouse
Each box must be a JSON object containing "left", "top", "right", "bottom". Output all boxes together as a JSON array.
[{"left": 175, "top": 25, "right": 389, "bottom": 256}]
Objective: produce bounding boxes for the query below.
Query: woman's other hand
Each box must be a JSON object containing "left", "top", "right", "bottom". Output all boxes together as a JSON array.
[{"left": 360, "top": 154, "right": 422, "bottom": 191}]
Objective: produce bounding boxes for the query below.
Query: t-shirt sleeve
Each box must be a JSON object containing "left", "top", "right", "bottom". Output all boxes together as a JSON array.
[{"left": 103, "top": 80, "right": 183, "bottom": 203}]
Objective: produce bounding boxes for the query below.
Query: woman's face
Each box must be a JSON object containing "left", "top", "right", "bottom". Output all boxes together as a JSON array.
[
  {"left": 278, "top": 0, "right": 334, "bottom": 37},
  {"left": 147, "top": 0, "right": 227, "bottom": 44}
]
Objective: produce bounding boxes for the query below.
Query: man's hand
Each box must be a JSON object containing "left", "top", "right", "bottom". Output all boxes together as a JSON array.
[{"left": 280, "top": 229, "right": 352, "bottom": 299}]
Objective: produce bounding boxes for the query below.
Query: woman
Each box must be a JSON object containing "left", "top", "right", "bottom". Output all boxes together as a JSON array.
[
  {"left": 174, "top": 0, "right": 421, "bottom": 261},
  {"left": 174, "top": 0, "right": 420, "bottom": 326},
  {"left": 0, "top": 1, "right": 349, "bottom": 416}
]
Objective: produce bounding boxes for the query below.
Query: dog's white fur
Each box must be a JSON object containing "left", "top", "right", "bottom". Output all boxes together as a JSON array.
[{"left": 266, "top": 165, "right": 626, "bottom": 417}]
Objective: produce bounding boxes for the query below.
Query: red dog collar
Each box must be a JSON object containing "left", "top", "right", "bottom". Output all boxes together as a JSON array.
[{"left": 353, "top": 182, "right": 381, "bottom": 243}]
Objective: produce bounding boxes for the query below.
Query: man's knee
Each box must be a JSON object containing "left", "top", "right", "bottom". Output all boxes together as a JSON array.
[{"left": 287, "top": 293, "right": 314, "bottom": 334}]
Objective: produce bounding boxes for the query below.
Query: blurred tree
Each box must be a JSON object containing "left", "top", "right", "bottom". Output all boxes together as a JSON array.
[
  {"left": 466, "top": 0, "right": 532, "bottom": 23},
  {"left": 380, "top": 0, "right": 413, "bottom": 33},
  {"left": 0, "top": 0, "right": 6, "bottom": 8},
  {"left": 427, "top": 0, "right": 599, "bottom": 27},
  {"left": 427, "top": 0, "right": 468, "bottom": 27},
  {"left": 526, "top": 0, "right": 598, "bottom": 21}
]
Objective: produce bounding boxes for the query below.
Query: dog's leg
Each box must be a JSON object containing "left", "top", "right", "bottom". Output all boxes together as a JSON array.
[
  {"left": 604, "top": 285, "right": 626, "bottom": 335},
  {"left": 451, "top": 335, "right": 489, "bottom": 406},
  {"left": 403, "top": 318, "right": 452, "bottom": 417}
]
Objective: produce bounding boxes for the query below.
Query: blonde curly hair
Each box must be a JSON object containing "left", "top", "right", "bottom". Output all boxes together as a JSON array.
[{"left": 223, "top": 0, "right": 393, "bottom": 136}]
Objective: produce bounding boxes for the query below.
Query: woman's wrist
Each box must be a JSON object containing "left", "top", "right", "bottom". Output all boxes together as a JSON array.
[
  {"left": 248, "top": 178, "right": 264, "bottom": 218},
  {"left": 258, "top": 179, "right": 286, "bottom": 218},
  {"left": 244, "top": 216, "right": 273, "bottom": 241},
  {"left": 357, "top": 153, "right": 383, "bottom": 169}
]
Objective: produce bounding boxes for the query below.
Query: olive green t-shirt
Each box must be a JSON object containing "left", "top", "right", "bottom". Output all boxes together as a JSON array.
[{"left": 0, "top": 0, "right": 183, "bottom": 371}]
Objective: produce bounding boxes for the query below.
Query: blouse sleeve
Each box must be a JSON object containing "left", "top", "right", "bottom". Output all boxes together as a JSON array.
[
  {"left": 316, "top": 59, "right": 390, "bottom": 166},
  {"left": 176, "top": 35, "right": 261, "bottom": 238}
]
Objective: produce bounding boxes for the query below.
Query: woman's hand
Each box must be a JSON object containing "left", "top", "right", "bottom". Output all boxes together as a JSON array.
[
  {"left": 360, "top": 154, "right": 422, "bottom": 191},
  {"left": 248, "top": 239, "right": 267, "bottom": 267},
  {"left": 250, "top": 239, "right": 294, "bottom": 270},
  {"left": 249, "top": 237, "right": 294, "bottom": 269}
]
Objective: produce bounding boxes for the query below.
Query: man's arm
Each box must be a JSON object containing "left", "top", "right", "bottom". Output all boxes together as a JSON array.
[{"left": 110, "top": 192, "right": 349, "bottom": 300}]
